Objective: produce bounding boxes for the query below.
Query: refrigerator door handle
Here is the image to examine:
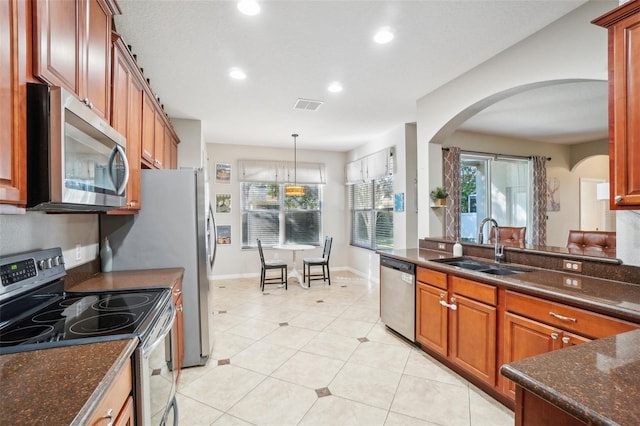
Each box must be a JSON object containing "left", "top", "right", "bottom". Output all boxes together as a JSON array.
[{"left": 208, "top": 204, "right": 217, "bottom": 269}]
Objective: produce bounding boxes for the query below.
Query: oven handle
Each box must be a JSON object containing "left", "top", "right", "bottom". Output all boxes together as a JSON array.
[
  {"left": 143, "top": 302, "right": 176, "bottom": 355},
  {"left": 108, "top": 144, "right": 130, "bottom": 196}
]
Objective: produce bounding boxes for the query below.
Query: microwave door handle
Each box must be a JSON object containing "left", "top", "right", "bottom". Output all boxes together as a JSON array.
[{"left": 108, "top": 145, "right": 130, "bottom": 195}]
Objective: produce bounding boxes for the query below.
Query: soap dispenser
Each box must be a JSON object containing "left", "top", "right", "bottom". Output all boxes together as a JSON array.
[
  {"left": 453, "top": 239, "right": 463, "bottom": 257},
  {"left": 100, "top": 237, "right": 113, "bottom": 272}
]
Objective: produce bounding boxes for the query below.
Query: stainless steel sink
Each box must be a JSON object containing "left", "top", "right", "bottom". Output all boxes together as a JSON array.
[{"left": 434, "top": 257, "right": 527, "bottom": 276}]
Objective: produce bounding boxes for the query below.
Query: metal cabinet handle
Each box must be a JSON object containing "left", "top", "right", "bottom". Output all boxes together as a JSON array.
[
  {"left": 614, "top": 195, "right": 623, "bottom": 203},
  {"left": 173, "top": 288, "right": 182, "bottom": 296},
  {"left": 177, "top": 304, "right": 183, "bottom": 312},
  {"left": 562, "top": 336, "right": 570, "bottom": 344},
  {"left": 438, "top": 294, "right": 457, "bottom": 311},
  {"left": 105, "top": 408, "right": 113, "bottom": 426},
  {"left": 551, "top": 332, "right": 559, "bottom": 340},
  {"left": 549, "top": 311, "right": 577, "bottom": 323}
]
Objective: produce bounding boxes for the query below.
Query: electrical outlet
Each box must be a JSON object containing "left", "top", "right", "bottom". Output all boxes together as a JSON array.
[
  {"left": 563, "top": 276, "right": 582, "bottom": 288},
  {"left": 562, "top": 260, "right": 582, "bottom": 273},
  {"left": 438, "top": 243, "right": 446, "bottom": 250},
  {"left": 75, "top": 244, "right": 82, "bottom": 261}
]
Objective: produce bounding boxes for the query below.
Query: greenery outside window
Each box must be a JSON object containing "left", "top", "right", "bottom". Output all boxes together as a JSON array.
[
  {"left": 350, "top": 176, "right": 393, "bottom": 250},
  {"left": 241, "top": 182, "right": 322, "bottom": 248}
]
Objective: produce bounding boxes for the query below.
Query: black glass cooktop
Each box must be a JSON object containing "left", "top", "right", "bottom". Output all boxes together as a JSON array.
[{"left": 0, "top": 286, "right": 167, "bottom": 354}]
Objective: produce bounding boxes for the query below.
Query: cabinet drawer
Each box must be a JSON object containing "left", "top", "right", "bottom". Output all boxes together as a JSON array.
[
  {"left": 87, "top": 358, "right": 132, "bottom": 426},
  {"left": 505, "top": 291, "right": 638, "bottom": 339},
  {"left": 417, "top": 267, "right": 447, "bottom": 290},
  {"left": 451, "top": 276, "right": 496, "bottom": 306}
]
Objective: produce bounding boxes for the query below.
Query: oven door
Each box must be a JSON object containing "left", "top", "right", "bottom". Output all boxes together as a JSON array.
[{"left": 137, "top": 301, "right": 177, "bottom": 425}]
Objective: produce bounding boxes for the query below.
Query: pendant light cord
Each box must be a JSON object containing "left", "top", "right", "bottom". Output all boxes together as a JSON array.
[{"left": 292, "top": 133, "right": 298, "bottom": 185}]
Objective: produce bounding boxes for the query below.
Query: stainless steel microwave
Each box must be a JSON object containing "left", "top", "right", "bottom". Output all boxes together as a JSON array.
[{"left": 26, "top": 83, "right": 129, "bottom": 212}]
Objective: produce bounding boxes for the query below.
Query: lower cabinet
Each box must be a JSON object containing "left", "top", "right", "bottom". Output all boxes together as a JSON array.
[
  {"left": 171, "top": 277, "right": 184, "bottom": 380},
  {"left": 416, "top": 268, "right": 498, "bottom": 387},
  {"left": 87, "top": 358, "right": 133, "bottom": 426}
]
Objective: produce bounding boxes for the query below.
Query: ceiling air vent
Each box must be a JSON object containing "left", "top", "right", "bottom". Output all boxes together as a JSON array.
[{"left": 293, "top": 98, "right": 323, "bottom": 111}]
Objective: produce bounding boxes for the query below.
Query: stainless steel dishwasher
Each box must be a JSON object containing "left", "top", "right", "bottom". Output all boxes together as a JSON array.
[{"left": 380, "top": 256, "right": 416, "bottom": 342}]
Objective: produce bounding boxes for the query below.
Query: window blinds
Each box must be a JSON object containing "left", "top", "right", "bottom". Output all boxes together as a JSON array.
[
  {"left": 238, "top": 160, "right": 326, "bottom": 184},
  {"left": 345, "top": 147, "right": 393, "bottom": 184}
]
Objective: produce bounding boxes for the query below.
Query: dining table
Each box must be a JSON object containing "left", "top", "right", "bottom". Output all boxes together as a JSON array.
[{"left": 273, "top": 244, "right": 315, "bottom": 288}]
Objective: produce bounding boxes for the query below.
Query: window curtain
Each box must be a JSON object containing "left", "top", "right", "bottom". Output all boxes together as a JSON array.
[
  {"left": 238, "top": 160, "right": 326, "bottom": 184},
  {"left": 443, "top": 147, "right": 461, "bottom": 239},
  {"left": 345, "top": 148, "right": 393, "bottom": 184},
  {"left": 531, "top": 156, "right": 548, "bottom": 246}
]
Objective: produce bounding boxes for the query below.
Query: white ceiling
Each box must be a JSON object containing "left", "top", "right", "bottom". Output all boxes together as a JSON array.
[{"left": 113, "top": 0, "right": 602, "bottom": 151}]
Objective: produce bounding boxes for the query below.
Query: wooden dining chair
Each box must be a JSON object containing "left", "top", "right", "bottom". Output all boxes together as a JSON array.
[
  {"left": 257, "top": 239, "right": 288, "bottom": 291},
  {"left": 303, "top": 236, "right": 333, "bottom": 286}
]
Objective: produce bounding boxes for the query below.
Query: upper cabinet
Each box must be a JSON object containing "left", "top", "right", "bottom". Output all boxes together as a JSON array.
[
  {"left": 0, "top": 0, "right": 27, "bottom": 207},
  {"left": 593, "top": 0, "right": 640, "bottom": 209},
  {"left": 32, "top": 0, "right": 120, "bottom": 121}
]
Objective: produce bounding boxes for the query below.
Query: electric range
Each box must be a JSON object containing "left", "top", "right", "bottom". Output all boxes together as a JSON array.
[{"left": 0, "top": 247, "right": 171, "bottom": 355}]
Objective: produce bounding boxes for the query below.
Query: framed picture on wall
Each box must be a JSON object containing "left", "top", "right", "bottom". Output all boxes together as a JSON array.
[
  {"left": 215, "top": 163, "right": 231, "bottom": 184},
  {"left": 394, "top": 193, "right": 405, "bottom": 212},
  {"left": 216, "top": 225, "right": 231, "bottom": 245},
  {"left": 215, "top": 193, "right": 232, "bottom": 213}
]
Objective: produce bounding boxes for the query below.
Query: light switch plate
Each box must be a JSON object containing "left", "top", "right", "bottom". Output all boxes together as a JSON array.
[{"left": 438, "top": 243, "right": 446, "bottom": 250}]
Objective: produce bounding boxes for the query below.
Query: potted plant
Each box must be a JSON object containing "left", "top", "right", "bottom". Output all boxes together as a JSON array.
[{"left": 430, "top": 186, "right": 449, "bottom": 206}]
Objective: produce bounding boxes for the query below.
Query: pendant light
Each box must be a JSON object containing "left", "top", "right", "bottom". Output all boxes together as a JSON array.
[{"left": 285, "top": 133, "right": 306, "bottom": 197}]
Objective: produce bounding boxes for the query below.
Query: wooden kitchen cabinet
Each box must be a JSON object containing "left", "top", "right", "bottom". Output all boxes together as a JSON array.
[
  {"left": 33, "top": 0, "right": 120, "bottom": 121},
  {"left": 170, "top": 277, "right": 184, "bottom": 379},
  {"left": 501, "top": 290, "right": 637, "bottom": 399},
  {"left": 416, "top": 268, "right": 497, "bottom": 387},
  {"left": 593, "top": 1, "right": 640, "bottom": 208},
  {"left": 87, "top": 358, "right": 133, "bottom": 426},
  {"left": 154, "top": 111, "right": 166, "bottom": 169},
  {"left": 0, "top": 0, "right": 27, "bottom": 206},
  {"left": 449, "top": 276, "right": 497, "bottom": 386},
  {"left": 109, "top": 33, "right": 143, "bottom": 212}
]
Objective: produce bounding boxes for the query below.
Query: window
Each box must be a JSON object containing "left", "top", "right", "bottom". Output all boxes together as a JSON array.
[
  {"left": 350, "top": 176, "right": 393, "bottom": 250},
  {"left": 459, "top": 154, "right": 530, "bottom": 241},
  {"left": 241, "top": 182, "right": 322, "bottom": 248}
]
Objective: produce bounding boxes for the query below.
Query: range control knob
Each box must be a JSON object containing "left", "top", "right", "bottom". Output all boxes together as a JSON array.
[
  {"left": 52, "top": 256, "right": 60, "bottom": 267},
  {"left": 46, "top": 258, "right": 53, "bottom": 269},
  {"left": 37, "top": 260, "right": 46, "bottom": 270}
]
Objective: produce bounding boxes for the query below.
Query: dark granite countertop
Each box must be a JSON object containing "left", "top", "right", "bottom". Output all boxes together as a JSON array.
[
  {"left": 501, "top": 329, "right": 640, "bottom": 426},
  {"left": 0, "top": 338, "right": 137, "bottom": 425},
  {"left": 378, "top": 248, "right": 640, "bottom": 323},
  {"left": 0, "top": 268, "right": 184, "bottom": 425}
]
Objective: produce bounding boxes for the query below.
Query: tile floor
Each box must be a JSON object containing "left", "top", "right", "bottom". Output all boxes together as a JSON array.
[{"left": 176, "top": 272, "right": 514, "bottom": 426}]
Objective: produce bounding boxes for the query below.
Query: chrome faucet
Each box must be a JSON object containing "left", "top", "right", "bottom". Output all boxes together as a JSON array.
[{"left": 478, "top": 217, "right": 504, "bottom": 263}]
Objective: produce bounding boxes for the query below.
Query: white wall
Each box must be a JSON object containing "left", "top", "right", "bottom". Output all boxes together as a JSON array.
[
  {"left": 206, "top": 143, "right": 347, "bottom": 278},
  {"left": 173, "top": 118, "right": 205, "bottom": 169},
  {"left": 0, "top": 213, "right": 99, "bottom": 269},
  {"left": 415, "top": 0, "right": 640, "bottom": 266}
]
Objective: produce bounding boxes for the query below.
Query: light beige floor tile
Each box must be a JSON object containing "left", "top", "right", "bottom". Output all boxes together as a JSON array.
[
  {"left": 261, "top": 325, "right": 319, "bottom": 350},
  {"left": 390, "top": 374, "right": 470, "bottom": 426},
  {"left": 211, "top": 414, "right": 255, "bottom": 425},
  {"left": 299, "top": 395, "right": 388, "bottom": 426},
  {"left": 288, "top": 311, "right": 337, "bottom": 331},
  {"left": 179, "top": 364, "right": 265, "bottom": 412},
  {"left": 213, "top": 312, "right": 250, "bottom": 332},
  {"left": 226, "top": 318, "right": 280, "bottom": 340},
  {"left": 366, "top": 323, "right": 414, "bottom": 347},
  {"left": 338, "top": 304, "right": 381, "bottom": 323},
  {"left": 231, "top": 340, "right": 297, "bottom": 375},
  {"left": 469, "top": 384, "right": 514, "bottom": 426},
  {"left": 301, "top": 331, "right": 361, "bottom": 361},
  {"left": 329, "top": 362, "right": 402, "bottom": 409},
  {"left": 323, "top": 317, "right": 376, "bottom": 338},
  {"left": 178, "top": 362, "right": 218, "bottom": 388},
  {"left": 348, "top": 341, "right": 411, "bottom": 374},
  {"left": 271, "top": 351, "right": 344, "bottom": 389},
  {"left": 175, "top": 393, "right": 224, "bottom": 425},
  {"left": 210, "top": 331, "right": 257, "bottom": 361},
  {"left": 403, "top": 349, "right": 468, "bottom": 387},
  {"left": 228, "top": 377, "right": 318, "bottom": 425},
  {"left": 228, "top": 302, "right": 269, "bottom": 318},
  {"left": 253, "top": 306, "right": 306, "bottom": 323},
  {"left": 384, "top": 412, "right": 440, "bottom": 426}
]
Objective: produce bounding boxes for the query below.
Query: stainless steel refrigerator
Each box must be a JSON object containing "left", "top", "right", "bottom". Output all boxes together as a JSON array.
[{"left": 100, "top": 168, "right": 216, "bottom": 368}]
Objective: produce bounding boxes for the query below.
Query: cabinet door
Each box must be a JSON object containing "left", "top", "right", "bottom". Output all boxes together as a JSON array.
[
  {"left": 113, "top": 395, "right": 134, "bottom": 426},
  {"left": 0, "top": 0, "right": 27, "bottom": 205},
  {"left": 33, "top": 0, "right": 79, "bottom": 94},
  {"left": 560, "top": 331, "right": 591, "bottom": 348},
  {"left": 164, "top": 125, "right": 172, "bottom": 169},
  {"left": 450, "top": 294, "right": 496, "bottom": 385},
  {"left": 170, "top": 137, "right": 178, "bottom": 169},
  {"left": 154, "top": 112, "right": 165, "bottom": 169},
  {"left": 503, "top": 312, "right": 561, "bottom": 398},
  {"left": 81, "top": 0, "right": 111, "bottom": 121},
  {"left": 416, "top": 281, "right": 448, "bottom": 357},
  {"left": 141, "top": 91, "right": 156, "bottom": 165}
]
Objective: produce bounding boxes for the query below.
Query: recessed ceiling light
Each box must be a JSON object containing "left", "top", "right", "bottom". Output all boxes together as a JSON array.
[
  {"left": 327, "top": 82, "right": 343, "bottom": 93},
  {"left": 237, "top": 0, "right": 260, "bottom": 16},
  {"left": 374, "top": 26, "right": 394, "bottom": 44},
  {"left": 229, "top": 67, "right": 247, "bottom": 80}
]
